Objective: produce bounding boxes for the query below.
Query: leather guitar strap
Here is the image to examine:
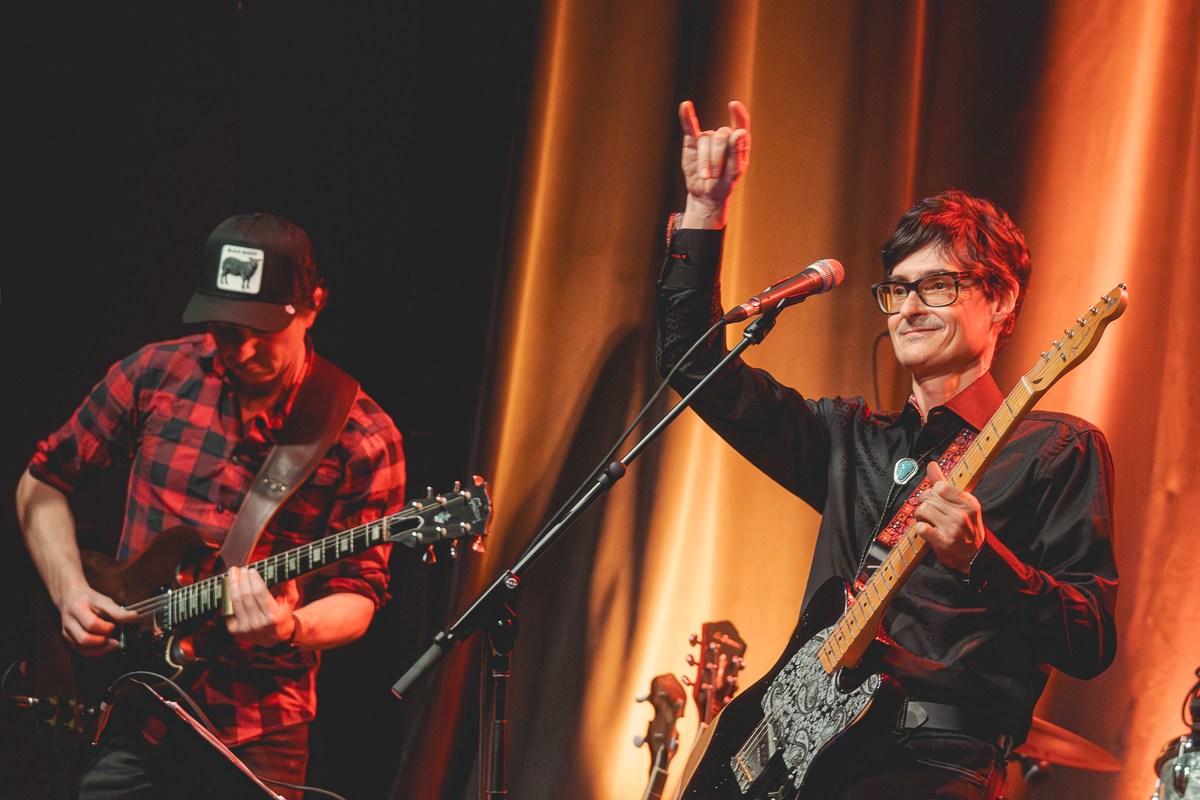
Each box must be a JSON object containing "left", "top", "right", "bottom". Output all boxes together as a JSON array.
[
  {"left": 854, "top": 428, "right": 978, "bottom": 594},
  {"left": 218, "top": 354, "right": 359, "bottom": 569}
]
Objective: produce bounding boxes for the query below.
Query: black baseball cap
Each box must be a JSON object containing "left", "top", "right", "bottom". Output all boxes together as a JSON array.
[{"left": 182, "top": 213, "right": 320, "bottom": 333}]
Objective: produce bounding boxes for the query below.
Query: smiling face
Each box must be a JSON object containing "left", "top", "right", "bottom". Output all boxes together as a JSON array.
[{"left": 887, "top": 245, "right": 1013, "bottom": 381}]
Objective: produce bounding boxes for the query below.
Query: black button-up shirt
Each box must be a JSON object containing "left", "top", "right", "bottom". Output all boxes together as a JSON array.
[{"left": 656, "top": 228, "right": 1118, "bottom": 741}]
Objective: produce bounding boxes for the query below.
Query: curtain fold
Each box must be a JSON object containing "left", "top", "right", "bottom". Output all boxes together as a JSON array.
[{"left": 396, "top": 2, "right": 1200, "bottom": 798}]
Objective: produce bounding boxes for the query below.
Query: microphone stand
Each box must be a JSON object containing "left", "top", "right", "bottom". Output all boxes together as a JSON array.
[{"left": 392, "top": 300, "right": 789, "bottom": 799}]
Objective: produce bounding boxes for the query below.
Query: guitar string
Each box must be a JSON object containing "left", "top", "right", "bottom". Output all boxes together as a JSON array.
[
  {"left": 820, "top": 370, "right": 1039, "bottom": 669},
  {"left": 746, "top": 317, "right": 1107, "bottom": 778},
  {"left": 122, "top": 523, "right": 380, "bottom": 617},
  {"left": 121, "top": 495, "right": 472, "bottom": 618}
]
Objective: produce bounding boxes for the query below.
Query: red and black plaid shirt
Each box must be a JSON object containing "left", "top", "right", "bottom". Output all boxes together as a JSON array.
[{"left": 29, "top": 334, "right": 405, "bottom": 745}]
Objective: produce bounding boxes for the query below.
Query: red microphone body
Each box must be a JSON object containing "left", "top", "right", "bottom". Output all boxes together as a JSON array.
[{"left": 723, "top": 259, "right": 845, "bottom": 322}]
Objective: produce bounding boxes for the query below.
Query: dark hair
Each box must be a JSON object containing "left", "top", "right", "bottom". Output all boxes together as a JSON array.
[{"left": 881, "top": 190, "right": 1031, "bottom": 353}]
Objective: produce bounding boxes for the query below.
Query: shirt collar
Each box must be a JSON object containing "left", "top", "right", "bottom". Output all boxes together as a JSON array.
[{"left": 893, "top": 372, "right": 1005, "bottom": 432}]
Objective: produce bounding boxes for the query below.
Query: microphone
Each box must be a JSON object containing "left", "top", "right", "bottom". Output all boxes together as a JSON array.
[{"left": 723, "top": 259, "right": 845, "bottom": 322}]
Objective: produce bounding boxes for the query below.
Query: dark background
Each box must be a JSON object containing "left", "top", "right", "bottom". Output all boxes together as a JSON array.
[{"left": 1, "top": 2, "right": 539, "bottom": 798}]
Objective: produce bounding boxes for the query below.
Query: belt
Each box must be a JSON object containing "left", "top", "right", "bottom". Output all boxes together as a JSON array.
[{"left": 898, "top": 699, "right": 1013, "bottom": 754}]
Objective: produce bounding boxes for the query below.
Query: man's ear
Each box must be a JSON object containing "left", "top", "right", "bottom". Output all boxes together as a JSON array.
[
  {"left": 991, "top": 280, "right": 1018, "bottom": 325},
  {"left": 301, "top": 286, "right": 328, "bottom": 330}
]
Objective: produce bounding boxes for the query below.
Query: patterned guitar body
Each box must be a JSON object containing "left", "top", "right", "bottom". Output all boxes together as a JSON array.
[{"left": 676, "top": 578, "right": 902, "bottom": 800}]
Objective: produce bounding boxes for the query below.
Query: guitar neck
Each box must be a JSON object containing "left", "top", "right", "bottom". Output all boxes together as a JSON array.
[
  {"left": 640, "top": 748, "right": 671, "bottom": 800},
  {"left": 168, "top": 516, "right": 393, "bottom": 627},
  {"left": 817, "top": 376, "right": 1040, "bottom": 673}
]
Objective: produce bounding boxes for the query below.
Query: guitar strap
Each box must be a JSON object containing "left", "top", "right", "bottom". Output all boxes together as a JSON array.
[
  {"left": 218, "top": 354, "right": 359, "bottom": 569},
  {"left": 854, "top": 428, "right": 978, "bottom": 594}
]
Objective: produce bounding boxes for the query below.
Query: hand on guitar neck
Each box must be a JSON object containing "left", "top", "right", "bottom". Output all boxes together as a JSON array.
[{"left": 222, "top": 567, "right": 301, "bottom": 649}]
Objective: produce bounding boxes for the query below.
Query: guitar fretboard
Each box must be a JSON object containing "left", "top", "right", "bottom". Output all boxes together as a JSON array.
[
  {"left": 167, "top": 517, "right": 392, "bottom": 627},
  {"left": 815, "top": 285, "right": 1125, "bottom": 674}
]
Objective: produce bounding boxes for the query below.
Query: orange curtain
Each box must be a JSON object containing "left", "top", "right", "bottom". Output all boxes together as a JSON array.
[{"left": 461, "top": 1, "right": 1200, "bottom": 799}]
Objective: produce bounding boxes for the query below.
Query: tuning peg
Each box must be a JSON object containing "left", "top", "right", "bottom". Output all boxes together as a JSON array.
[
  {"left": 681, "top": 675, "right": 693, "bottom": 686},
  {"left": 688, "top": 634, "right": 698, "bottom": 646},
  {"left": 426, "top": 486, "right": 434, "bottom": 498},
  {"left": 732, "top": 656, "right": 745, "bottom": 667},
  {"left": 708, "top": 642, "right": 720, "bottom": 652},
  {"left": 471, "top": 534, "right": 486, "bottom": 553},
  {"left": 685, "top": 655, "right": 697, "bottom": 666},
  {"left": 635, "top": 694, "right": 650, "bottom": 703},
  {"left": 633, "top": 735, "right": 646, "bottom": 748},
  {"left": 422, "top": 545, "right": 436, "bottom": 564},
  {"left": 449, "top": 542, "right": 458, "bottom": 559},
  {"left": 453, "top": 480, "right": 461, "bottom": 492},
  {"left": 726, "top": 675, "right": 739, "bottom": 686}
]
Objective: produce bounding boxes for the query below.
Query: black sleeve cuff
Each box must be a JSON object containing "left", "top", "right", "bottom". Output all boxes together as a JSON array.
[
  {"left": 660, "top": 228, "right": 725, "bottom": 289},
  {"left": 968, "top": 528, "right": 1035, "bottom": 610}
]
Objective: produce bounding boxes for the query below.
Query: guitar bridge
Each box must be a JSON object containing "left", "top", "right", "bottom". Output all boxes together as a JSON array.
[{"left": 730, "top": 718, "right": 777, "bottom": 793}]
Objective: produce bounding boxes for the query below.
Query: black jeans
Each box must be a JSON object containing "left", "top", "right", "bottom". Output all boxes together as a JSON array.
[
  {"left": 836, "top": 731, "right": 1008, "bottom": 800},
  {"left": 78, "top": 721, "right": 309, "bottom": 800}
]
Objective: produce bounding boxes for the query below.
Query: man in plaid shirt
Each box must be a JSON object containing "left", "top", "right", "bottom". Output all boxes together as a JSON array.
[{"left": 16, "top": 213, "right": 405, "bottom": 798}]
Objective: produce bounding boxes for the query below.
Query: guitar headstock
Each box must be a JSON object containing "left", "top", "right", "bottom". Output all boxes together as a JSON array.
[
  {"left": 684, "top": 620, "right": 746, "bottom": 725},
  {"left": 634, "top": 673, "right": 686, "bottom": 774},
  {"left": 1025, "top": 284, "right": 1128, "bottom": 395},
  {"left": 388, "top": 476, "right": 492, "bottom": 561}
]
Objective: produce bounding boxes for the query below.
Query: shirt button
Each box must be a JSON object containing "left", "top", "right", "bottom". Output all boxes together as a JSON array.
[{"left": 217, "top": 503, "right": 226, "bottom": 513}]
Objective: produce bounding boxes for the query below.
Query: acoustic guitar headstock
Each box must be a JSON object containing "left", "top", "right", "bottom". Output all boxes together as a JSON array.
[{"left": 684, "top": 620, "right": 747, "bottom": 725}]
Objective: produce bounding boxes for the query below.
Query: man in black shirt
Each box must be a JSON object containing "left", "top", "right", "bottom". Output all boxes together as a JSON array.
[{"left": 657, "top": 101, "right": 1117, "bottom": 799}]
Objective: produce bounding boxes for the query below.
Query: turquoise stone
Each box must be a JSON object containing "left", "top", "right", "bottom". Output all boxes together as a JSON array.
[{"left": 893, "top": 458, "right": 919, "bottom": 485}]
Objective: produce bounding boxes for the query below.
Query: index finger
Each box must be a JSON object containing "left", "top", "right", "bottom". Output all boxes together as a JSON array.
[
  {"left": 91, "top": 592, "right": 137, "bottom": 623},
  {"left": 926, "top": 460, "right": 950, "bottom": 488},
  {"left": 728, "top": 100, "right": 751, "bottom": 133},
  {"left": 679, "top": 100, "right": 701, "bottom": 137}
]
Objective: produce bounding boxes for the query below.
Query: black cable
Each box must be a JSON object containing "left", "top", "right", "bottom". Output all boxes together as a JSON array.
[
  {"left": 108, "top": 671, "right": 348, "bottom": 800},
  {"left": 1182, "top": 666, "right": 1200, "bottom": 729},
  {"left": 260, "top": 776, "right": 349, "bottom": 800},
  {"left": 871, "top": 328, "right": 890, "bottom": 411},
  {"left": 111, "top": 671, "right": 226, "bottom": 741},
  {"left": 520, "top": 316, "right": 727, "bottom": 558}
]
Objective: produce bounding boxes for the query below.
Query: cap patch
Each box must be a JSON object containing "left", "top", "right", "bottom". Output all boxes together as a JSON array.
[{"left": 217, "top": 245, "right": 265, "bottom": 295}]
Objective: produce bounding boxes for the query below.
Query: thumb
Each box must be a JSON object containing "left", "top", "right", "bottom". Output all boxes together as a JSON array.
[{"left": 273, "top": 579, "right": 300, "bottom": 609}]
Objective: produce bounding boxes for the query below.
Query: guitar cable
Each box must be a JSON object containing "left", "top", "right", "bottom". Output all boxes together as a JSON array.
[
  {"left": 107, "top": 671, "right": 350, "bottom": 800},
  {"left": 519, "top": 316, "right": 727, "bottom": 560}
]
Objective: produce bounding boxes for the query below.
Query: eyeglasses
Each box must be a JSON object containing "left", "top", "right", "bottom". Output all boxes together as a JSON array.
[{"left": 870, "top": 271, "right": 976, "bottom": 314}]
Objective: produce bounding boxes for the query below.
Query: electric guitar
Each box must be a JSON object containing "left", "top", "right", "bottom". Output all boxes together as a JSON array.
[
  {"left": 635, "top": 673, "right": 687, "bottom": 800},
  {"left": 674, "top": 286, "right": 1128, "bottom": 799},
  {"left": 17, "top": 477, "right": 491, "bottom": 750}
]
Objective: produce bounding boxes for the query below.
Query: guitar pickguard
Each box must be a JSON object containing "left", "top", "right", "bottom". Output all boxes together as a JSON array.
[{"left": 738, "top": 626, "right": 880, "bottom": 792}]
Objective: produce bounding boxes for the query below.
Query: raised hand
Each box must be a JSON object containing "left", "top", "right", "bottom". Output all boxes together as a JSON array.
[
  {"left": 679, "top": 100, "right": 751, "bottom": 229},
  {"left": 224, "top": 566, "right": 301, "bottom": 648}
]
